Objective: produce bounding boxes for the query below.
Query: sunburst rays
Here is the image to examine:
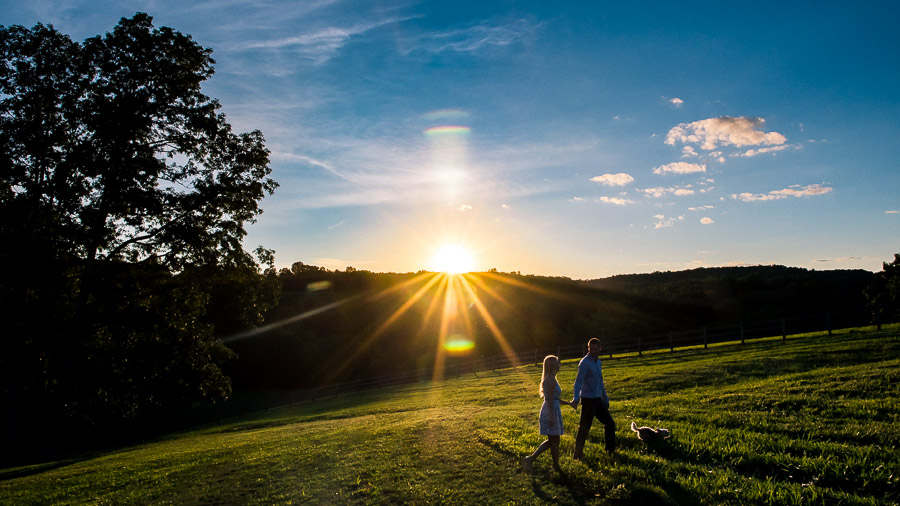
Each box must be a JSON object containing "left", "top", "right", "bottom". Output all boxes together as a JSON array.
[{"left": 227, "top": 268, "right": 562, "bottom": 387}]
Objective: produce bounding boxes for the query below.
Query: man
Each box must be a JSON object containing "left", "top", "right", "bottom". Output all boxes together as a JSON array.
[{"left": 572, "top": 338, "right": 616, "bottom": 458}]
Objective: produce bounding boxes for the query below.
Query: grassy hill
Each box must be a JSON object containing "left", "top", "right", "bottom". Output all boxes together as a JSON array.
[{"left": 2, "top": 326, "right": 898, "bottom": 504}]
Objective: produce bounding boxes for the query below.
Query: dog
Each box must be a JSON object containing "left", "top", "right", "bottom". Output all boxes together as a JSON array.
[{"left": 631, "top": 421, "right": 671, "bottom": 442}]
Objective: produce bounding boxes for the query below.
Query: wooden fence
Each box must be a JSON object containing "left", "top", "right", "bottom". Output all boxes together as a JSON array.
[{"left": 164, "top": 308, "right": 888, "bottom": 431}]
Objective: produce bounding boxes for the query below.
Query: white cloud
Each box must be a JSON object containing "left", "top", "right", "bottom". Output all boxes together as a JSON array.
[
  {"left": 731, "top": 183, "right": 833, "bottom": 202},
  {"left": 459, "top": 204, "right": 473, "bottom": 212},
  {"left": 640, "top": 187, "right": 670, "bottom": 198},
  {"left": 653, "top": 161, "right": 706, "bottom": 175},
  {"left": 665, "top": 116, "right": 787, "bottom": 151},
  {"left": 639, "top": 185, "right": 695, "bottom": 198},
  {"left": 670, "top": 97, "right": 684, "bottom": 107},
  {"left": 885, "top": 210, "right": 898, "bottom": 214},
  {"left": 590, "top": 173, "right": 634, "bottom": 186},
  {"left": 689, "top": 205, "right": 715, "bottom": 211},
  {"left": 682, "top": 146, "right": 697, "bottom": 157},
  {"left": 734, "top": 144, "right": 796, "bottom": 158},
  {"left": 700, "top": 217, "right": 714, "bottom": 225},
  {"left": 598, "top": 196, "right": 633, "bottom": 205},
  {"left": 653, "top": 214, "right": 684, "bottom": 229}
]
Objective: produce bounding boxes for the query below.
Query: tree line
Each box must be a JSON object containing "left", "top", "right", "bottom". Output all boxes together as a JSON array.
[{"left": 225, "top": 262, "right": 892, "bottom": 393}]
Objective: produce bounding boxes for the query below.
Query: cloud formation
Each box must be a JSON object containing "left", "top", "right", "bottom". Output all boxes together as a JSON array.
[
  {"left": 407, "top": 19, "right": 539, "bottom": 55},
  {"left": 653, "top": 214, "right": 684, "bottom": 229},
  {"left": 733, "top": 144, "right": 794, "bottom": 158},
  {"left": 666, "top": 116, "right": 786, "bottom": 151},
  {"left": 639, "top": 185, "right": 695, "bottom": 198},
  {"left": 670, "top": 97, "right": 684, "bottom": 107},
  {"left": 241, "top": 16, "right": 414, "bottom": 64},
  {"left": 653, "top": 161, "right": 706, "bottom": 175},
  {"left": 731, "top": 183, "right": 833, "bottom": 202},
  {"left": 598, "top": 196, "right": 633, "bottom": 205},
  {"left": 591, "top": 173, "right": 634, "bottom": 186}
]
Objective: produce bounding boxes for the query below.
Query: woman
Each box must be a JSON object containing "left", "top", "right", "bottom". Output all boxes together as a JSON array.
[{"left": 523, "top": 355, "right": 574, "bottom": 473}]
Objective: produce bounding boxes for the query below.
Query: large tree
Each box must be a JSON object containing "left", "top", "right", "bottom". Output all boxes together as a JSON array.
[
  {"left": 866, "top": 253, "right": 900, "bottom": 325},
  {"left": 0, "top": 13, "right": 278, "bottom": 451}
]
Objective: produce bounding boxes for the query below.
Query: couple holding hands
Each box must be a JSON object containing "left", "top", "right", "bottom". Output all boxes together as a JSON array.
[{"left": 523, "top": 338, "right": 616, "bottom": 473}]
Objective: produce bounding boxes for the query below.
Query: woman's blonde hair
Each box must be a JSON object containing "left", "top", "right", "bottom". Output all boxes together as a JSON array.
[{"left": 539, "top": 355, "right": 560, "bottom": 397}]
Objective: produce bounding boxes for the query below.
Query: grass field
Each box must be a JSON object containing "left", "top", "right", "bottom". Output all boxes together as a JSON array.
[{"left": 2, "top": 327, "right": 898, "bottom": 504}]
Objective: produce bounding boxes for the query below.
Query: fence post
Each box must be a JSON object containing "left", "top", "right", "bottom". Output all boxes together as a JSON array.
[
  {"left": 638, "top": 335, "right": 642, "bottom": 356},
  {"left": 669, "top": 332, "right": 674, "bottom": 352},
  {"left": 781, "top": 318, "right": 787, "bottom": 340},
  {"left": 740, "top": 323, "right": 745, "bottom": 344},
  {"left": 703, "top": 327, "right": 708, "bottom": 349},
  {"left": 827, "top": 313, "right": 832, "bottom": 336},
  {"left": 534, "top": 349, "right": 538, "bottom": 365}
]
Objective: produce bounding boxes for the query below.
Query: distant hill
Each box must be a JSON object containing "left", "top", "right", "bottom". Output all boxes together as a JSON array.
[
  {"left": 584, "top": 265, "right": 874, "bottom": 322},
  {"left": 224, "top": 264, "right": 875, "bottom": 391}
]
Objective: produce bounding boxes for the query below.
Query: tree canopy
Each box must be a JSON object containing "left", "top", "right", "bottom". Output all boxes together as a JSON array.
[
  {"left": 1, "top": 12, "right": 277, "bottom": 269},
  {"left": 0, "top": 13, "right": 278, "bottom": 457}
]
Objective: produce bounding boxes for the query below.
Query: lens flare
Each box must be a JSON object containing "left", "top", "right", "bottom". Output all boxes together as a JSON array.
[
  {"left": 424, "top": 125, "right": 471, "bottom": 137},
  {"left": 443, "top": 335, "right": 474, "bottom": 354}
]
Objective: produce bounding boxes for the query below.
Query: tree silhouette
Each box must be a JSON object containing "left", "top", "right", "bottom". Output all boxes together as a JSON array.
[
  {"left": 0, "top": 13, "right": 278, "bottom": 453},
  {"left": 866, "top": 253, "right": 900, "bottom": 324}
]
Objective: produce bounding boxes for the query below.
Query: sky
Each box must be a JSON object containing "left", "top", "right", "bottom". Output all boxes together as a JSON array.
[{"left": 3, "top": 1, "right": 899, "bottom": 279}]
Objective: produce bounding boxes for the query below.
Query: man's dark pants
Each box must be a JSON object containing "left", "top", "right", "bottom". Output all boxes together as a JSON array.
[{"left": 575, "top": 397, "right": 616, "bottom": 456}]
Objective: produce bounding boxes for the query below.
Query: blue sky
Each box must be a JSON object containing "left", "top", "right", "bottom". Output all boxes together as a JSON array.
[{"left": 4, "top": 1, "right": 898, "bottom": 279}]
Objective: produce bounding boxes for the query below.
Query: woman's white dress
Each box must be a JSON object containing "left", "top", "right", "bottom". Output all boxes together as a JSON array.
[{"left": 539, "top": 383, "right": 564, "bottom": 436}]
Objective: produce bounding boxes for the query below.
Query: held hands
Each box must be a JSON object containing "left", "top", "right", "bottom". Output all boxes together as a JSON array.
[{"left": 570, "top": 400, "right": 578, "bottom": 411}]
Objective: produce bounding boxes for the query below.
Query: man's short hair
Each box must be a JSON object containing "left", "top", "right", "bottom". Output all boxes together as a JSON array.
[{"left": 587, "top": 337, "right": 601, "bottom": 348}]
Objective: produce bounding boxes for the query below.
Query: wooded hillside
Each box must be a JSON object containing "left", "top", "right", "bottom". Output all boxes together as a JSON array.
[{"left": 225, "top": 265, "right": 875, "bottom": 391}]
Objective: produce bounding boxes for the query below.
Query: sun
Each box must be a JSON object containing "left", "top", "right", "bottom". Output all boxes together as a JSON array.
[{"left": 429, "top": 243, "right": 476, "bottom": 274}]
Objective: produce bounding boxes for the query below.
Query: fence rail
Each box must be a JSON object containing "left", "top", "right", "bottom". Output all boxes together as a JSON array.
[{"left": 165, "top": 308, "right": 889, "bottom": 431}]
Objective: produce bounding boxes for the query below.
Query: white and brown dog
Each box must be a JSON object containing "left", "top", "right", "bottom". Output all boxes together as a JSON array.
[{"left": 631, "top": 421, "right": 671, "bottom": 442}]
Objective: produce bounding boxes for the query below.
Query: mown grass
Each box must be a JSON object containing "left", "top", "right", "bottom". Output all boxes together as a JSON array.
[{"left": 2, "top": 326, "right": 898, "bottom": 504}]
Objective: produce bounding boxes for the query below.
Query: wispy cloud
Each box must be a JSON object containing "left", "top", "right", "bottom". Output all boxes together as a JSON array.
[
  {"left": 590, "top": 173, "right": 634, "bottom": 186},
  {"left": 732, "top": 144, "right": 799, "bottom": 158},
  {"left": 670, "top": 97, "right": 684, "bottom": 107},
  {"left": 236, "top": 16, "right": 416, "bottom": 64},
  {"left": 811, "top": 256, "right": 876, "bottom": 264},
  {"left": 666, "top": 116, "right": 786, "bottom": 151},
  {"left": 731, "top": 183, "right": 833, "bottom": 202},
  {"left": 404, "top": 18, "right": 539, "bottom": 55},
  {"left": 700, "top": 217, "right": 714, "bottom": 224},
  {"left": 653, "top": 161, "right": 706, "bottom": 175},
  {"left": 886, "top": 210, "right": 899, "bottom": 214}
]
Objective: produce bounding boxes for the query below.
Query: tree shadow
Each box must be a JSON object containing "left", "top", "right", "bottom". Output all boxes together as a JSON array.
[{"left": 0, "top": 459, "right": 80, "bottom": 481}]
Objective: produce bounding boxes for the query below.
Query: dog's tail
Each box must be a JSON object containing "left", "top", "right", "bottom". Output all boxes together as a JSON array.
[{"left": 630, "top": 421, "right": 639, "bottom": 433}]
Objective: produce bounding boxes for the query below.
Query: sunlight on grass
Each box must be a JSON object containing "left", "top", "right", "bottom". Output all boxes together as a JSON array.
[{"left": 3, "top": 329, "right": 897, "bottom": 504}]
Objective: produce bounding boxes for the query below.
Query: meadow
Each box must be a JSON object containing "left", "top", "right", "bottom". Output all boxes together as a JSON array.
[{"left": 2, "top": 327, "right": 897, "bottom": 505}]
